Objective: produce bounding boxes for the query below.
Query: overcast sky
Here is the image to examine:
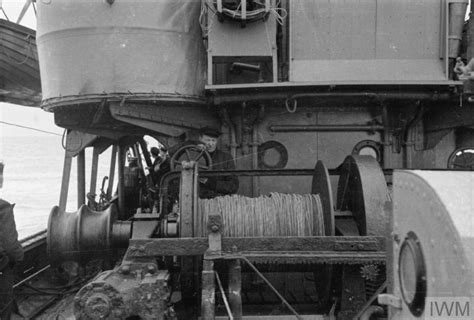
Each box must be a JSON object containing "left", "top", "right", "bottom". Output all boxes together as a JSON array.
[
  {"left": 1, "top": 0, "right": 36, "bottom": 28},
  {"left": 0, "top": 103, "right": 62, "bottom": 137}
]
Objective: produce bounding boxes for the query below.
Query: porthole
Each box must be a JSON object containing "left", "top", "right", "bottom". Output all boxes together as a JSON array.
[
  {"left": 447, "top": 147, "right": 474, "bottom": 170},
  {"left": 352, "top": 140, "right": 382, "bottom": 163},
  {"left": 399, "top": 232, "right": 427, "bottom": 317},
  {"left": 258, "top": 141, "right": 288, "bottom": 169}
]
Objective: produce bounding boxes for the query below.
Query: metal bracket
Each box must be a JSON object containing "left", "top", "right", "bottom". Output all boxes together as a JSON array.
[
  {"left": 378, "top": 293, "right": 402, "bottom": 309},
  {"left": 207, "top": 215, "right": 223, "bottom": 254}
]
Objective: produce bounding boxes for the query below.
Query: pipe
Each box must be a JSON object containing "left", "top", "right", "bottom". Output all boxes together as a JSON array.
[
  {"left": 90, "top": 147, "right": 100, "bottom": 197},
  {"left": 252, "top": 124, "right": 259, "bottom": 196},
  {"left": 13, "top": 265, "right": 51, "bottom": 289},
  {"left": 77, "top": 149, "right": 86, "bottom": 209},
  {"left": 211, "top": 91, "right": 453, "bottom": 105},
  {"left": 59, "top": 152, "right": 73, "bottom": 213},
  {"left": 241, "top": 103, "right": 251, "bottom": 155},
  {"left": 221, "top": 108, "right": 237, "bottom": 160},
  {"left": 107, "top": 145, "right": 117, "bottom": 199},
  {"left": 402, "top": 102, "right": 424, "bottom": 168},
  {"left": 251, "top": 105, "right": 264, "bottom": 196},
  {"left": 269, "top": 124, "right": 384, "bottom": 133},
  {"left": 251, "top": 106, "right": 265, "bottom": 195},
  {"left": 117, "top": 144, "right": 126, "bottom": 219},
  {"left": 359, "top": 305, "right": 384, "bottom": 320},
  {"left": 381, "top": 105, "right": 392, "bottom": 169}
]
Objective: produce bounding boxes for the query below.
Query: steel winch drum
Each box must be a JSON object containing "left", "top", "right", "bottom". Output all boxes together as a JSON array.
[{"left": 47, "top": 203, "right": 130, "bottom": 265}]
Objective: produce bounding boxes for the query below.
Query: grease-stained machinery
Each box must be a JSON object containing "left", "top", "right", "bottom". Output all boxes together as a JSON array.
[{"left": 30, "top": 0, "right": 474, "bottom": 319}]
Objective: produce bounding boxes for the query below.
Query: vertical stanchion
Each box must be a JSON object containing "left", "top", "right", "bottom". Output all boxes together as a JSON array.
[
  {"left": 107, "top": 145, "right": 117, "bottom": 199},
  {"left": 59, "top": 152, "right": 72, "bottom": 213},
  {"left": 90, "top": 146, "right": 99, "bottom": 197},
  {"left": 117, "top": 144, "right": 125, "bottom": 218},
  {"left": 201, "top": 259, "right": 215, "bottom": 320},
  {"left": 77, "top": 149, "right": 86, "bottom": 208},
  {"left": 228, "top": 259, "right": 242, "bottom": 319}
]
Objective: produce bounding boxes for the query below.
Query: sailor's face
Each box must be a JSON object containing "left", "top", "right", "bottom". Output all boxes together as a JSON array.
[{"left": 199, "top": 134, "right": 218, "bottom": 152}]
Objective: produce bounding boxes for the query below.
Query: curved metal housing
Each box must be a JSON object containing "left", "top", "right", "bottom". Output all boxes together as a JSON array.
[
  {"left": 387, "top": 171, "right": 474, "bottom": 319},
  {"left": 36, "top": 0, "right": 206, "bottom": 107},
  {"left": 47, "top": 203, "right": 130, "bottom": 265}
]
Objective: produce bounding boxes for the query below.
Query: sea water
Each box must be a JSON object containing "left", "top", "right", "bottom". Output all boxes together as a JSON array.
[{"left": 0, "top": 135, "right": 113, "bottom": 239}]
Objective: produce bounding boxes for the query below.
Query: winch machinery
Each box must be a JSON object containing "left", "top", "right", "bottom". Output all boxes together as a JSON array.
[{"left": 33, "top": 0, "right": 474, "bottom": 319}]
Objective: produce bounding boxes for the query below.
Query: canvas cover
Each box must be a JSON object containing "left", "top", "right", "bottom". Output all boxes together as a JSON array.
[{"left": 37, "top": 0, "right": 206, "bottom": 102}]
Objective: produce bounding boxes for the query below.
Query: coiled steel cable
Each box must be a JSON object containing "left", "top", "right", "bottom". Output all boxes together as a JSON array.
[{"left": 198, "top": 193, "right": 324, "bottom": 237}]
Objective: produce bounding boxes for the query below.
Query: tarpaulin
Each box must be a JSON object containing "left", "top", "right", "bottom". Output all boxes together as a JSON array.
[{"left": 37, "top": 0, "right": 206, "bottom": 102}]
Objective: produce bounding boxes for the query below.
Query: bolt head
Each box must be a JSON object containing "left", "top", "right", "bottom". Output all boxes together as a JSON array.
[
  {"left": 120, "top": 265, "right": 131, "bottom": 274},
  {"left": 85, "top": 293, "right": 111, "bottom": 318},
  {"left": 147, "top": 264, "right": 156, "bottom": 274}
]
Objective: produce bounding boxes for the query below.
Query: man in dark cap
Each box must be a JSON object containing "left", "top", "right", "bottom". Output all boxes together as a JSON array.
[
  {"left": 196, "top": 126, "right": 239, "bottom": 198},
  {"left": 149, "top": 146, "right": 170, "bottom": 185},
  {"left": 0, "top": 162, "right": 24, "bottom": 319}
]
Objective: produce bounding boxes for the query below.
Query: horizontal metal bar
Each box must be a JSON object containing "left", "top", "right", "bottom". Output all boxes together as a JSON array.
[
  {"left": 206, "top": 82, "right": 459, "bottom": 105},
  {"left": 160, "top": 168, "right": 394, "bottom": 190},
  {"left": 224, "top": 252, "right": 386, "bottom": 264},
  {"left": 210, "top": 92, "right": 454, "bottom": 105},
  {"left": 269, "top": 124, "right": 385, "bottom": 133},
  {"left": 206, "top": 80, "right": 463, "bottom": 91},
  {"left": 20, "top": 229, "right": 47, "bottom": 244},
  {"left": 128, "top": 236, "right": 385, "bottom": 257},
  {"left": 13, "top": 265, "right": 51, "bottom": 289}
]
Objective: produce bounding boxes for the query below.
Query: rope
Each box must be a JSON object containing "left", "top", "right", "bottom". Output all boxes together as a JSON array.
[
  {"left": 1, "top": 7, "right": 10, "bottom": 21},
  {"left": 198, "top": 192, "right": 324, "bottom": 237},
  {"left": 200, "top": 0, "right": 218, "bottom": 37},
  {"left": 0, "top": 120, "right": 62, "bottom": 136}
]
